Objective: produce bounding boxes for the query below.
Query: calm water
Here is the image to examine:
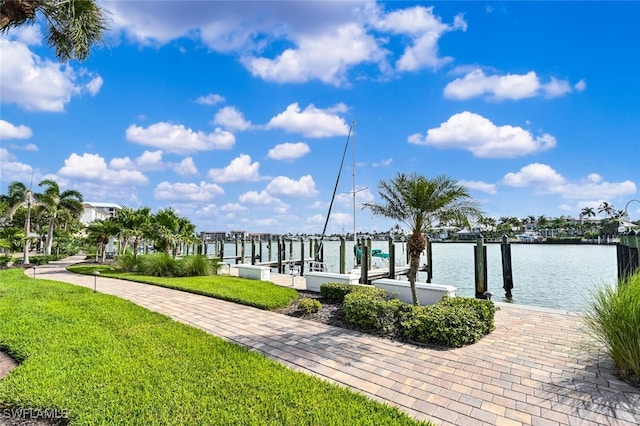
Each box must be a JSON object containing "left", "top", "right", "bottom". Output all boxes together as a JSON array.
[{"left": 216, "top": 241, "right": 618, "bottom": 312}]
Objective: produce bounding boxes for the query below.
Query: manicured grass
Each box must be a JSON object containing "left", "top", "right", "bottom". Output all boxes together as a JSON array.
[
  {"left": 0, "top": 269, "right": 428, "bottom": 425},
  {"left": 67, "top": 264, "right": 298, "bottom": 310}
]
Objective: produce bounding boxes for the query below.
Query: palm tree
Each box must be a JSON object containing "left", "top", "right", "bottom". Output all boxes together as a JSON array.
[
  {"left": 86, "top": 218, "right": 117, "bottom": 263},
  {"left": 0, "top": 0, "right": 108, "bottom": 61},
  {"left": 37, "top": 179, "right": 83, "bottom": 256},
  {"left": 364, "top": 173, "right": 483, "bottom": 305},
  {"left": 598, "top": 202, "right": 615, "bottom": 218},
  {"left": 1, "top": 181, "right": 37, "bottom": 264}
]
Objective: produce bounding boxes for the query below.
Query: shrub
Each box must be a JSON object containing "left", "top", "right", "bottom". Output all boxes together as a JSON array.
[
  {"left": 298, "top": 298, "right": 322, "bottom": 314},
  {"left": 401, "top": 298, "right": 497, "bottom": 348},
  {"left": 343, "top": 291, "right": 406, "bottom": 334},
  {"left": 178, "top": 255, "right": 214, "bottom": 277},
  {"left": 320, "top": 282, "right": 387, "bottom": 302},
  {"left": 584, "top": 272, "right": 640, "bottom": 386},
  {"left": 0, "top": 256, "right": 11, "bottom": 267},
  {"left": 437, "top": 296, "right": 498, "bottom": 335},
  {"left": 137, "top": 253, "right": 178, "bottom": 277},
  {"left": 116, "top": 252, "right": 138, "bottom": 272}
]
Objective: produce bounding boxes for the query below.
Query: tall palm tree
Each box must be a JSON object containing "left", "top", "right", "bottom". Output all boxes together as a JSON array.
[
  {"left": 0, "top": 0, "right": 108, "bottom": 61},
  {"left": 37, "top": 179, "right": 83, "bottom": 255},
  {"left": 364, "top": 173, "right": 483, "bottom": 305},
  {"left": 86, "top": 218, "right": 118, "bottom": 263},
  {"left": 598, "top": 202, "right": 615, "bottom": 218},
  {"left": 2, "top": 181, "right": 37, "bottom": 263}
]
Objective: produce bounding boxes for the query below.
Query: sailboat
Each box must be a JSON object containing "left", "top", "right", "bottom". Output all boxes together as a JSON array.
[{"left": 314, "top": 121, "right": 388, "bottom": 272}]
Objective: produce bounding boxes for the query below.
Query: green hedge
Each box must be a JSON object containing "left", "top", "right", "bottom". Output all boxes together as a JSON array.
[
  {"left": 319, "top": 282, "right": 387, "bottom": 302},
  {"left": 342, "top": 290, "right": 498, "bottom": 348}
]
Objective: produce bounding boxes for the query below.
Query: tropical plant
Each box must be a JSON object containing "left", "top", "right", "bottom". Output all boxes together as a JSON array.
[
  {"left": 86, "top": 219, "right": 117, "bottom": 263},
  {"left": 0, "top": 0, "right": 109, "bottom": 61},
  {"left": 598, "top": 201, "right": 615, "bottom": 218},
  {"left": 583, "top": 272, "right": 640, "bottom": 387},
  {"left": 1, "top": 181, "right": 36, "bottom": 264},
  {"left": 37, "top": 179, "right": 83, "bottom": 256},
  {"left": 0, "top": 226, "right": 24, "bottom": 256},
  {"left": 364, "top": 173, "right": 483, "bottom": 305},
  {"left": 178, "top": 255, "right": 214, "bottom": 277}
]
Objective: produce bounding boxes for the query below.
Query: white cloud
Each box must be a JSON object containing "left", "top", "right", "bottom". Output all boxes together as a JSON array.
[
  {"left": 501, "top": 163, "right": 636, "bottom": 201},
  {"left": 126, "top": 122, "right": 235, "bottom": 154},
  {"left": 243, "top": 22, "right": 384, "bottom": 86},
  {"left": 410, "top": 111, "right": 556, "bottom": 158},
  {"left": 85, "top": 75, "right": 104, "bottom": 96},
  {"left": 267, "top": 142, "right": 310, "bottom": 161},
  {"left": 458, "top": 180, "right": 497, "bottom": 194},
  {"left": 265, "top": 103, "right": 350, "bottom": 138},
  {"left": 196, "top": 93, "right": 225, "bottom": 105},
  {"left": 58, "top": 153, "right": 149, "bottom": 185},
  {"left": 372, "top": 158, "right": 393, "bottom": 168},
  {"left": 154, "top": 181, "right": 224, "bottom": 201},
  {"left": 110, "top": 150, "right": 164, "bottom": 171},
  {"left": 106, "top": 2, "right": 461, "bottom": 85},
  {"left": 336, "top": 186, "right": 375, "bottom": 207},
  {"left": 207, "top": 154, "right": 261, "bottom": 183},
  {"left": 213, "top": 106, "right": 253, "bottom": 131},
  {"left": 220, "top": 203, "right": 248, "bottom": 212},
  {"left": 501, "top": 163, "right": 566, "bottom": 187},
  {"left": 266, "top": 175, "right": 318, "bottom": 198},
  {"left": 0, "top": 119, "right": 32, "bottom": 139},
  {"left": 374, "top": 6, "right": 464, "bottom": 71},
  {"left": 444, "top": 69, "right": 581, "bottom": 101},
  {"left": 0, "top": 38, "right": 103, "bottom": 112},
  {"left": 238, "top": 190, "right": 289, "bottom": 213},
  {"left": 574, "top": 79, "right": 587, "bottom": 91},
  {"left": 172, "top": 157, "right": 198, "bottom": 176},
  {"left": 0, "top": 147, "right": 34, "bottom": 182}
]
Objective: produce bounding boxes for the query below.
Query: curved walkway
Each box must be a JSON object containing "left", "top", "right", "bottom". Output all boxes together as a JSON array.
[{"left": 4, "top": 257, "right": 640, "bottom": 425}]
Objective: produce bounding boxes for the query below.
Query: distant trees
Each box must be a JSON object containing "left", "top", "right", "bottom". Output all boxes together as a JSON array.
[{"left": 0, "top": 0, "right": 109, "bottom": 61}]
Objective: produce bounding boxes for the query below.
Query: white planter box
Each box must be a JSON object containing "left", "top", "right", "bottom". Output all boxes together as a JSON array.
[
  {"left": 233, "top": 264, "right": 271, "bottom": 281},
  {"left": 304, "top": 271, "right": 361, "bottom": 292},
  {"left": 372, "top": 278, "right": 456, "bottom": 305}
]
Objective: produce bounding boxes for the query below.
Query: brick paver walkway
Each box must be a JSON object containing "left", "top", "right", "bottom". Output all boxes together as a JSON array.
[{"left": 3, "top": 257, "right": 639, "bottom": 425}]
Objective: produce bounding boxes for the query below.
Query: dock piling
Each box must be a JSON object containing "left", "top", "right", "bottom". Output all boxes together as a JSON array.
[
  {"left": 501, "top": 235, "right": 514, "bottom": 298},
  {"left": 474, "top": 235, "right": 488, "bottom": 299}
]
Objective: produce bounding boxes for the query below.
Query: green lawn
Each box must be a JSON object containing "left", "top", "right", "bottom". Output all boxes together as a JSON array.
[
  {"left": 0, "top": 269, "right": 428, "bottom": 425},
  {"left": 66, "top": 264, "right": 298, "bottom": 310}
]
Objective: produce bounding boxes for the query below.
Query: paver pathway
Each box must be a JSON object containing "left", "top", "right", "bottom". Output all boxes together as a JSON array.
[{"left": 3, "top": 257, "right": 639, "bottom": 425}]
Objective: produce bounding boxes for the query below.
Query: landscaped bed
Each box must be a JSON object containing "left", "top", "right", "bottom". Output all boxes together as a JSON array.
[{"left": 0, "top": 269, "right": 428, "bottom": 426}]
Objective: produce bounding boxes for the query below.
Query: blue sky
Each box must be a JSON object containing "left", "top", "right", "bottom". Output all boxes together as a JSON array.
[{"left": 1, "top": 1, "right": 639, "bottom": 234}]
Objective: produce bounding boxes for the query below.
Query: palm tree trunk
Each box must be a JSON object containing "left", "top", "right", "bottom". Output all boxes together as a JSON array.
[
  {"left": 45, "top": 214, "right": 55, "bottom": 256},
  {"left": 408, "top": 253, "right": 421, "bottom": 305},
  {"left": 0, "top": 0, "right": 38, "bottom": 30}
]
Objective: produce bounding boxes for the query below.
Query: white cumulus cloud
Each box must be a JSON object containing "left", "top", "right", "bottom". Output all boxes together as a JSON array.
[
  {"left": 126, "top": 122, "right": 235, "bottom": 154},
  {"left": 375, "top": 6, "right": 465, "bottom": 71},
  {"left": 58, "top": 153, "right": 148, "bottom": 185},
  {"left": 458, "top": 180, "right": 497, "bottom": 194},
  {"left": 154, "top": 181, "right": 224, "bottom": 201},
  {"left": 266, "top": 175, "right": 318, "bottom": 197},
  {"left": 267, "top": 142, "right": 310, "bottom": 161},
  {"left": 409, "top": 111, "right": 556, "bottom": 158},
  {"left": 0, "top": 38, "right": 103, "bottom": 112},
  {"left": 213, "top": 106, "right": 253, "bottom": 131},
  {"left": 110, "top": 150, "right": 164, "bottom": 171},
  {"left": 501, "top": 163, "right": 636, "bottom": 201},
  {"left": 207, "top": 154, "right": 261, "bottom": 183},
  {"left": 266, "top": 103, "right": 350, "bottom": 138},
  {"left": 196, "top": 93, "right": 225, "bottom": 105},
  {"left": 444, "top": 69, "right": 581, "bottom": 101},
  {"left": 0, "top": 119, "right": 32, "bottom": 139}
]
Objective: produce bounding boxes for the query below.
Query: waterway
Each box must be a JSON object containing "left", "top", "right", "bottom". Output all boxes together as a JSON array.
[{"left": 215, "top": 241, "right": 618, "bottom": 312}]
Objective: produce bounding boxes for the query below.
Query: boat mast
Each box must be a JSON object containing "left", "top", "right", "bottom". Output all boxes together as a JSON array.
[
  {"left": 352, "top": 121, "right": 357, "bottom": 264},
  {"left": 315, "top": 121, "right": 355, "bottom": 262}
]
